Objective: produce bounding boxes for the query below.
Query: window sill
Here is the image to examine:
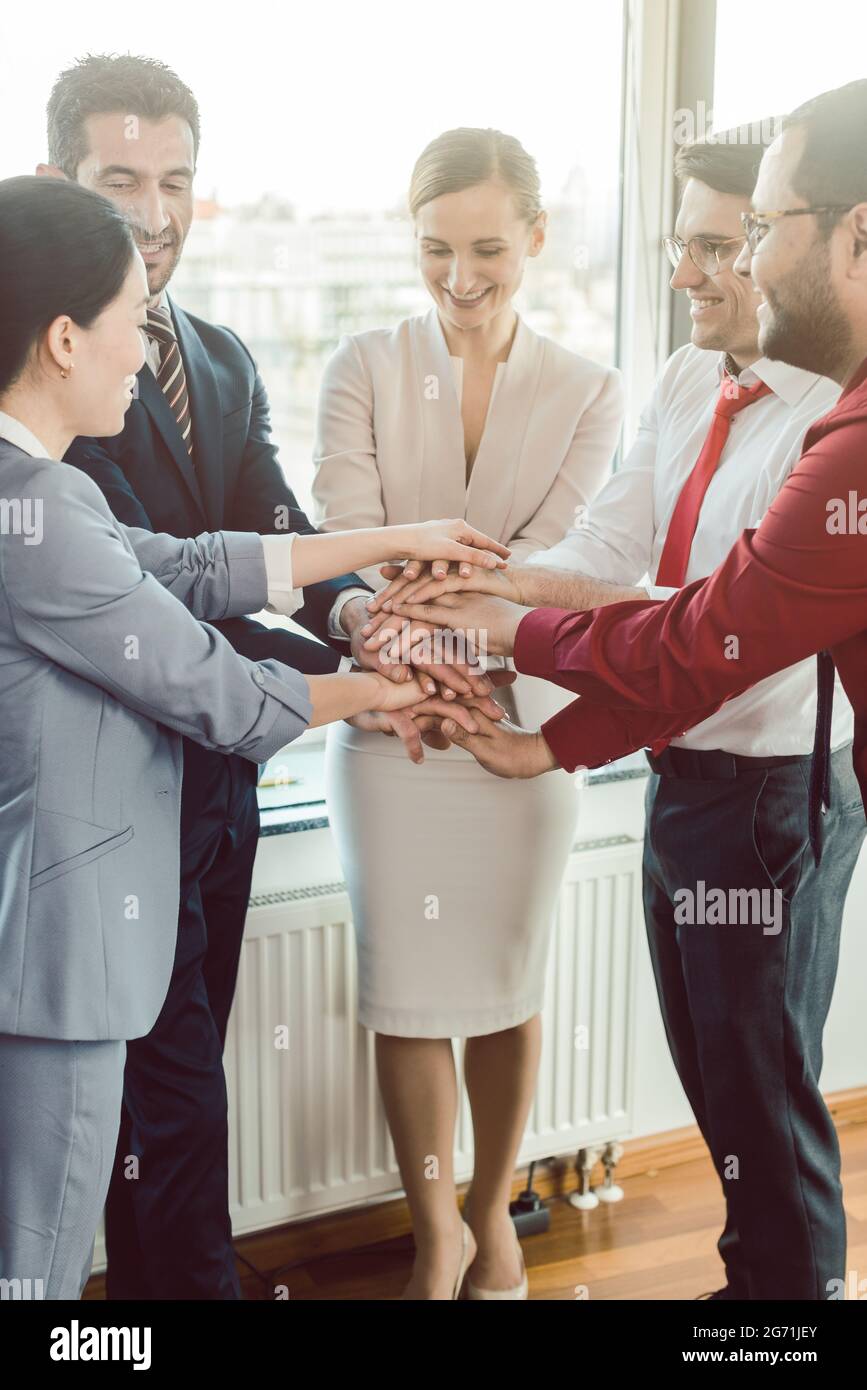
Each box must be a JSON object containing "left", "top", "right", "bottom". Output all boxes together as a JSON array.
[{"left": 256, "top": 744, "right": 649, "bottom": 838}]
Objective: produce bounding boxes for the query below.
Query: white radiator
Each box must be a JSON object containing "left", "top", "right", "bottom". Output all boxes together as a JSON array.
[
  {"left": 92, "top": 832, "right": 642, "bottom": 1265},
  {"left": 226, "top": 832, "right": 643, "bottom": 1235}
]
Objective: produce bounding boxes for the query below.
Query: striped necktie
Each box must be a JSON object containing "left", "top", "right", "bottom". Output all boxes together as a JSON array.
[{"left": 146, "top": 304, "right": 193, "bottom": 456}]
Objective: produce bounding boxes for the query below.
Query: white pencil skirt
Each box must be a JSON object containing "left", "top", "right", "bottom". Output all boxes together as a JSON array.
[{"left": 324, "top": 720, "right": 581, "bottom": 1038}]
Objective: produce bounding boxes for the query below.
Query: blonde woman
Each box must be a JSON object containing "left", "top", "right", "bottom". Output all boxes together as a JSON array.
[{"left": 313, "top": 128, "right": 624, "bottom": 1300}]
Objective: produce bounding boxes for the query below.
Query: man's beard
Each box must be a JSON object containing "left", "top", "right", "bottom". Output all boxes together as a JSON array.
[
  {"left": 760, "top": 241, "right": 852, "bottom": 378},
  {"left": 145, "top": 239, "right": 184, "bottom": 297}
]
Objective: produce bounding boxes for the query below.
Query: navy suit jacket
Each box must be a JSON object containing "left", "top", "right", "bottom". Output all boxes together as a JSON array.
[{"left": 65, "top": 297, "right": 371, "bottom": 813}]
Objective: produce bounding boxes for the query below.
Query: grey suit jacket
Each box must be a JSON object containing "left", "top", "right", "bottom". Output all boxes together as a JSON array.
[{"left": 0, "top": 441, "right": 312, "bottom": 1041}]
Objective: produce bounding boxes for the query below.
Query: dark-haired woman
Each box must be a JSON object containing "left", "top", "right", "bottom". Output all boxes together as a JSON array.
[
  {"left": 0, "top": 174, "right": 507, "bottom": 1298},
  {"left": 313, "top": 129, "right": 624, "bottom": 1299}
]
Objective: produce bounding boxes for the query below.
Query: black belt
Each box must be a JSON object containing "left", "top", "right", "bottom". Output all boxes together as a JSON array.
[{"left": 645, "top": 746, "right": 813, "bottom": 780}]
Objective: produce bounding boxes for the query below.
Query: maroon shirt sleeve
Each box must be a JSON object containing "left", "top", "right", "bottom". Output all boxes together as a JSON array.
[{"left": 513, "top": 388, "right": 867, "bottom": 772}]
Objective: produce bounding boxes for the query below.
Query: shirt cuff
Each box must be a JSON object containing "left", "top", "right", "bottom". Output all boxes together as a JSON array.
[
  {"left": 328, "top": 587, "right": 372, "bottom": 639},
  {"left": 539, "top": 699, "right": 637, "bottom": 773},
  {"left": 337, "top": 655, "right": 355, "bottom": 674},
  {"left": 261, "top": 532, "right": 304, "bottom": 617}
]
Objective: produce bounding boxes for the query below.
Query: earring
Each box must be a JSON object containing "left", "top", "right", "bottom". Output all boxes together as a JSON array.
[{"left": 59, "top": 365, "right": 71, "bottom": 379}]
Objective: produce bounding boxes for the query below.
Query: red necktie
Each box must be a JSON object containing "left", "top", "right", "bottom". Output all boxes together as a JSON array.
[{"left": 649, "top": 372, "right": 772, "bottom": 756}]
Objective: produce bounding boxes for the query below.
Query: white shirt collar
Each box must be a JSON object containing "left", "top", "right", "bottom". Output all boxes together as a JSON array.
[
  {"left": 716, "top": 351, "right": 825, "bottom": 408},
  {"left": 0, "top": 409, "right": 54, "bottom": 460}
]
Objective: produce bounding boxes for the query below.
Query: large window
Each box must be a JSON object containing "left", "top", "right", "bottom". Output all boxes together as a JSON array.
[
  {"left": 3, "top": 0, "right": 625, "bottom": 512},
  {"left": 713, "top": 0, "right": 867, "bottom": 130}
]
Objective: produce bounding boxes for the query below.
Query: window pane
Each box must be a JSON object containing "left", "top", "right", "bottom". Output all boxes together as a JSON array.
[
  {"left": 3, "top": 0, "right": 624, "bottom": 511},
  {"left": 713, "top": 0, "right": 867, "bottom": 131}
]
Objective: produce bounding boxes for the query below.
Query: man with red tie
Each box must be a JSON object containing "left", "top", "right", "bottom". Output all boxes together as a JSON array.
[{"left": 381, "top": 106, "right": 867, "bottom": 1300}]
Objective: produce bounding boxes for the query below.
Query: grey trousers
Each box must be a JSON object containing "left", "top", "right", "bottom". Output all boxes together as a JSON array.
[{"left": 0, "top": 1034, "right": 125, "bottom": 1300}]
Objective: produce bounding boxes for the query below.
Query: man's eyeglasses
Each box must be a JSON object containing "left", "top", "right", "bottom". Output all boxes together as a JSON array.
[
  {"left": 741, "top": 205, "right": 856, "bottom": 254},
  {"left": 662, "top": 234, "right": 746, "bottom": 277}
]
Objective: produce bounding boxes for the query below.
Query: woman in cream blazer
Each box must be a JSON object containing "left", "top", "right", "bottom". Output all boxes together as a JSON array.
[{"left": 312, "top": 128, "right": 624, "bottom": 1299}]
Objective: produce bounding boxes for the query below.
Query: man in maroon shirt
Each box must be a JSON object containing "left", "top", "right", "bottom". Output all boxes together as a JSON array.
[
  {"left": 384, "top": 80, "right": 867, "bottom": 1301},
  {"left": 393, "top": 82, "right": 867, "bottom": 802}
]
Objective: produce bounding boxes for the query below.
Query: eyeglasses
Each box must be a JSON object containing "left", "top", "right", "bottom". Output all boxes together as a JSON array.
[
  {"left": 741, "top": 205, "right": 856, "bottom": 254},
  {"left": 662, "top": 234, "right": 746, "bottom": 276}
]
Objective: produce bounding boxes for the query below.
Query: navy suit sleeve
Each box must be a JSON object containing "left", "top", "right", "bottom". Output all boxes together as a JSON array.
[
  {"left": 66, "top": 440, "right": 342, "bottom": 674},
  {"left": 227, "top": 353, "right": 373, "bottom": 645},
  {"left": 213, "top": 616, "right": 341, "bottom": 673},
  {"left": 65, "top": 442, "right": 155, "bottom": 529}
]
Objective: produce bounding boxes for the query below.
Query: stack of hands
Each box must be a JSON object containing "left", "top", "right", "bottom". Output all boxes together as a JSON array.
[{"left": 335, "top": 520, "right": 558, "bottom": 778}]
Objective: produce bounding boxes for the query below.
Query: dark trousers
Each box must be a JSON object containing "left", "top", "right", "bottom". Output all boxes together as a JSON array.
[
  {"left": 104, "top": 752, "right": 260, "bottom": 1300},
  {"left": 643, "top": 743, "right": 865, "bottom": 1300}
]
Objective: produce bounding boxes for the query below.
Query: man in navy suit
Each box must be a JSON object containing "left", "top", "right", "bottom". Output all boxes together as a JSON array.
[{"left": 39, "top": 53, "right": 382, "bottom": 1299}]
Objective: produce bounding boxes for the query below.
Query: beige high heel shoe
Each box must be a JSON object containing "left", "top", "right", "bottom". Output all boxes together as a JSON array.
[{"left": 464, "top": 1226, "right": 529, "bottom": 1300}]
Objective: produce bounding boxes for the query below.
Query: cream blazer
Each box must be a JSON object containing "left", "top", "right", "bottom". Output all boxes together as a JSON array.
[{"left": 312, "top": 307, "right": 625, "bottom": 729}]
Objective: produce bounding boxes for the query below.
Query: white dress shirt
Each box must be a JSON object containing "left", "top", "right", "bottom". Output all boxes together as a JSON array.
[
  {"left": 0, "top": 410, "right": 302, "bottom": 621},
  {"left": 526, "top": 345, "right": 854, "bottom": 755},
  {"left": 146, "top": 292, "right": 360, "bottom": 662}
]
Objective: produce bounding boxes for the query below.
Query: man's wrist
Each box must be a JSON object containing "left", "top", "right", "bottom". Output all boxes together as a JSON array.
[
  {"left": 339, "top": 594, "right": 374, "bottom": 636},
  {"left": 502, "top": 604, "right": 534, "bottom": 655},
  {"left": 510, "top": 565, "right": 534, "bottom": 607},
  {"left": 533, "top": 730, "right": 560, "bottom": 773},
  {"left": 326, "top": 590, "right": 372, "bottom": 643}
]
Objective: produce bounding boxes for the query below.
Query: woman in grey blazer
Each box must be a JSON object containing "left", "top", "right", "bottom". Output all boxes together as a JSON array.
[{"left": 0, "top": 175, "right": 508, "bottom": 1299}]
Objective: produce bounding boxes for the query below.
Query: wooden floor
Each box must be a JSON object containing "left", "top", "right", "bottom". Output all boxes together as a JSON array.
[{"left": 85, "top": 1116, "right": 867, "bottom": 1301}]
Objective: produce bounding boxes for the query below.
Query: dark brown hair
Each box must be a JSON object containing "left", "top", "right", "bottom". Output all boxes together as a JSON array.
[
  {"left": 409, "top": 127, "right": 542, "bottom": 222},
  {"left": 47, "top": 53, "right": 200, "bottom": 178},
  {"left": 674, "top": 121, "right": 780, "bottom": 198}
]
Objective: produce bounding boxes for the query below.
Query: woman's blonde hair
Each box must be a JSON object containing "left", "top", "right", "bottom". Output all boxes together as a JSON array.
[{"left": 408, "top": 127, "right": 543, "bottom": 223}]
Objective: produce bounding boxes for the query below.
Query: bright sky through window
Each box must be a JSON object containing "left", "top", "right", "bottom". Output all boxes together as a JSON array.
[
  {"left": 1, "top": 0, "right": 623, "bottom": 213},
  {"left": 713, "top": 0, "right": 867, "bottom": 132}
]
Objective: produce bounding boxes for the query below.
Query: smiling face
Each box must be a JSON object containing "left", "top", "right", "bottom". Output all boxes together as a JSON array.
[
  {"left": 74, "top": 112, "right": 195, "bottom": 299},
  {"left": 415, "top": 180, "right": 545, "bottom": 333},
  {"left": 49, "top": 251, "right": 149, "bottom": 438},
  {"left": 669, "top": 177, "right": 760, "bottom": 363},
  {"left": 734, "top": 127, "right": 853, "bottom": 379}
]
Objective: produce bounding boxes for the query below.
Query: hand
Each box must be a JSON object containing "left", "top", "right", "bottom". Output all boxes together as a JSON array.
[
  {"left": 365, "top": 668, "right": 446, "bottom": 714},
  {"left": 360, "top": 614, "right": 491, "bottom": 700},
  {"left": 345, "top": 685, "right": 502, "bottom": 763},
  {"left": 394, "top": 519, "right": 510, "bottom": 573},
  {"left": 345, "top": 669, "right": 516, "bottom": 763},
  {"left": 386, "top": 591, "right": 532, "bottom": 658},
  {"left": 340, "top": 597, "right": 439, "bottom": 695},
  {"left": 396, "top": 669, "right": 517, "bottom": 759},
  {"left": 344, "top": 700, "right": 478, "bottom": 764},
  {"left": 438, "top": 709, "right": 560, "bottom": 779},
  {"left": 367, "top": 560, "right": 525, "bottom": 616}
]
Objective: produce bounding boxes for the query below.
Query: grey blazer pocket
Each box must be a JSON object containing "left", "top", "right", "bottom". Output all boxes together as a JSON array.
[{"left": 30, "top": 823, "right": 134, "bottom": 889}]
